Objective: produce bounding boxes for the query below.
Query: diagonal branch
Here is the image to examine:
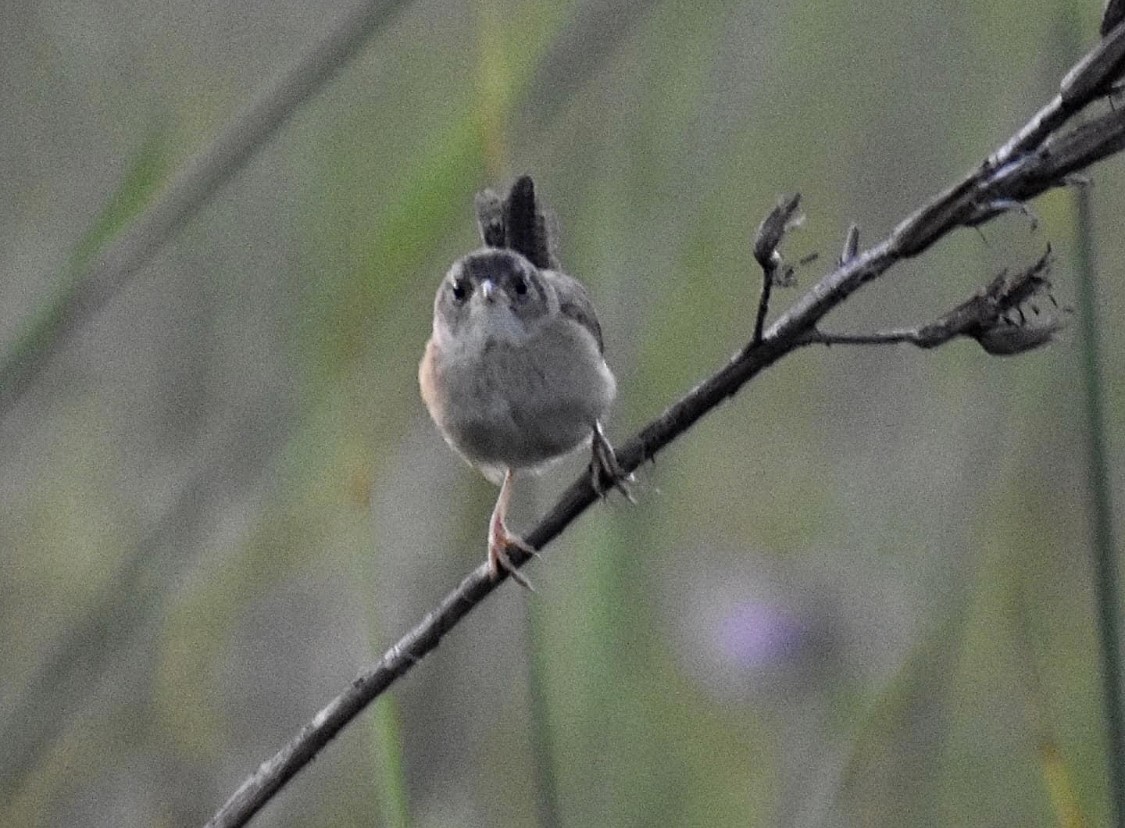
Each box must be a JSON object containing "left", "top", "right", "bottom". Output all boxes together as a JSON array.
[{"left": 205, "top": 24, "right": 1125, "bottom": 828}]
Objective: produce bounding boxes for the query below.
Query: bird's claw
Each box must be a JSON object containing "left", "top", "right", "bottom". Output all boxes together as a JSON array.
[
  {"left": 590, "top": 421, "right": 636, "bottom": 503},
  {"left": 488, "top": 521, "right": 536, "bottom": 591}
]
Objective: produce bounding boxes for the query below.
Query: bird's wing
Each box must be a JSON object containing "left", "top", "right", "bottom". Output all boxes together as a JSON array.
[{"left": 547, "top": 270, "right": 605, "bottom": 354}]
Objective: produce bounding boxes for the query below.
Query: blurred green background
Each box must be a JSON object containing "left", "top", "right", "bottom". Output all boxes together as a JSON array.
[{"left": 2, "top": 0, "right": 1123, "bottom": 825}]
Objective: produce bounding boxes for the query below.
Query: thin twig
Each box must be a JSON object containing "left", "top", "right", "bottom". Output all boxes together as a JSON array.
[
  {"left": 805, "top": 329, "right": 941, "bottom": 348},
  {"left": 839, "top": 224, "right": 860, "bottom": 265},
  {"left": 753, "top": 273, "right": 775, "bottom": 345},
  {"left": 206, "top": 24, "right": 1125, "bottom": 828},
  {"left": 805, "top": 249, "right": 1063, "bottom": 355},
  {"left": 751, "top": 194, "right": 803, "bottom": 345}
]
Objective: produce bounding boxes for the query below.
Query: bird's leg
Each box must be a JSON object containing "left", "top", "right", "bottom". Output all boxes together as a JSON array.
[
  {"left": 589, "top": 420, "right": 635, "bottom": 503},
  {"left": 488, "top": 469, "right": 536, "bottom": 590}
]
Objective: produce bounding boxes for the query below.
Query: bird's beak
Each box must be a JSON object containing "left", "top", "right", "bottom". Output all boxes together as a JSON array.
[{"left": 480, "top": 279, "right": 496, "bottom": 303}]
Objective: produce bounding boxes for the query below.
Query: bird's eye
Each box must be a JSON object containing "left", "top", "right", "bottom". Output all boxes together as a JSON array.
[
  {"left": 451, "top": 279, "right": 469, "bottom": 302},
  {"left": 512, "top": 275, "right": 529, "bottom": 297}
]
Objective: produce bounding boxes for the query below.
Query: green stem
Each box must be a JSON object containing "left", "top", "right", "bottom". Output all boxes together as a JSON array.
[
  {"left": 1072, "top": 185, "right": 1125, "bottom": 828},
  {"left": 371, "top": 695, "right": 411, "bottom": 828},
  {"left": 527, "top": 602, "right": 562, "bottom": 828}
]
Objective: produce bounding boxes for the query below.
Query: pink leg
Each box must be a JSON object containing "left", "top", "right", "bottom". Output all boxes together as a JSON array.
[{"left": 487, "top": 469, "right": 535, "bottom": 590}]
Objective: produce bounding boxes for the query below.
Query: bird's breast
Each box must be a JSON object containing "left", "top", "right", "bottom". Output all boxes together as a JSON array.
[{"left": 419, "top": 320, "right": 615, "bottom": 472}]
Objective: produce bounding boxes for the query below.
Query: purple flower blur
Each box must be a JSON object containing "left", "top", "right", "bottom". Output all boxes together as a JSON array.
[
  {"left": 668, "top": 565, "right": 841, "bottom": 703},
  {"left": 711, "top": 600, "right": 812, "bottom": 670}
]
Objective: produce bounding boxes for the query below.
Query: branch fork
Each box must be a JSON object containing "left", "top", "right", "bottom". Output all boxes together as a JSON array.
[
  {"left": 752, "top": 193, "right": 806, "bottom": 345},
  {"left": 803, "top": 247, "right": 1066, "bottom": 355}
]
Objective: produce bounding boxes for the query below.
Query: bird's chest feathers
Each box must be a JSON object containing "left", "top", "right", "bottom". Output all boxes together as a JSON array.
[{"left": 442, "top": 330, "right": 549, "bottom": 407}]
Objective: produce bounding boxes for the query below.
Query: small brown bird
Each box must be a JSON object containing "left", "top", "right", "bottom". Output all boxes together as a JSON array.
[{"left": 419, "top": 177, "right": 623, "bottom": 586}]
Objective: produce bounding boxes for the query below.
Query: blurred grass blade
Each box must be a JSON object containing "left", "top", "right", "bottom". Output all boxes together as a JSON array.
[
  {"left": 1013, "top": 587, "right": 1089, "bottom": 828},
  {"left": 527, "top": 601, "right": 562, "bottom": 828},
  {"left": 1059, "top": 3, "right": 1125, "bottom": 822},
  {"left": 0, "top": 130, "right": 169, "bottom": 406},
  {"left": 0, "top": 396, "right": 290, "bottom": 801},
  {"left": 1040, "top": 741, "right": 1089, "bottom": 828},
  {"left": 370, "top": 696, "right": 410, "bottom": 828},
  {"left": 834, "top": 605, "right": 968, "bottom": 825},
  {"left": 69, "top": 132, "right": 171, "bottom": 274},
  {"left": 0, "top": 0, "right": 414, "bottom": 419},
  {"left": 1072, "top": 184, "right": 1125, "bottom": 828},
  {"left": 519, "top": 0, "right": 658, "bottom": 128},
  {"left": 299, "top": 111, "right": 483, "bottom": 383}
]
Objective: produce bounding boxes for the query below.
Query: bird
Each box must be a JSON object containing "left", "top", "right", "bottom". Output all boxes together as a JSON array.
[{"left": 418, "top": 176, "right": 624, "bottom": 587}]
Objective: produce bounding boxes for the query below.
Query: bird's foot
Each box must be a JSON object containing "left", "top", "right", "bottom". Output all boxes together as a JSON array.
[
  {"left": 590, "top": 421, "right": 635, "bottom": 503},
  {"left": 488, "top": 514, "right": 536, "bottom": 591}
]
